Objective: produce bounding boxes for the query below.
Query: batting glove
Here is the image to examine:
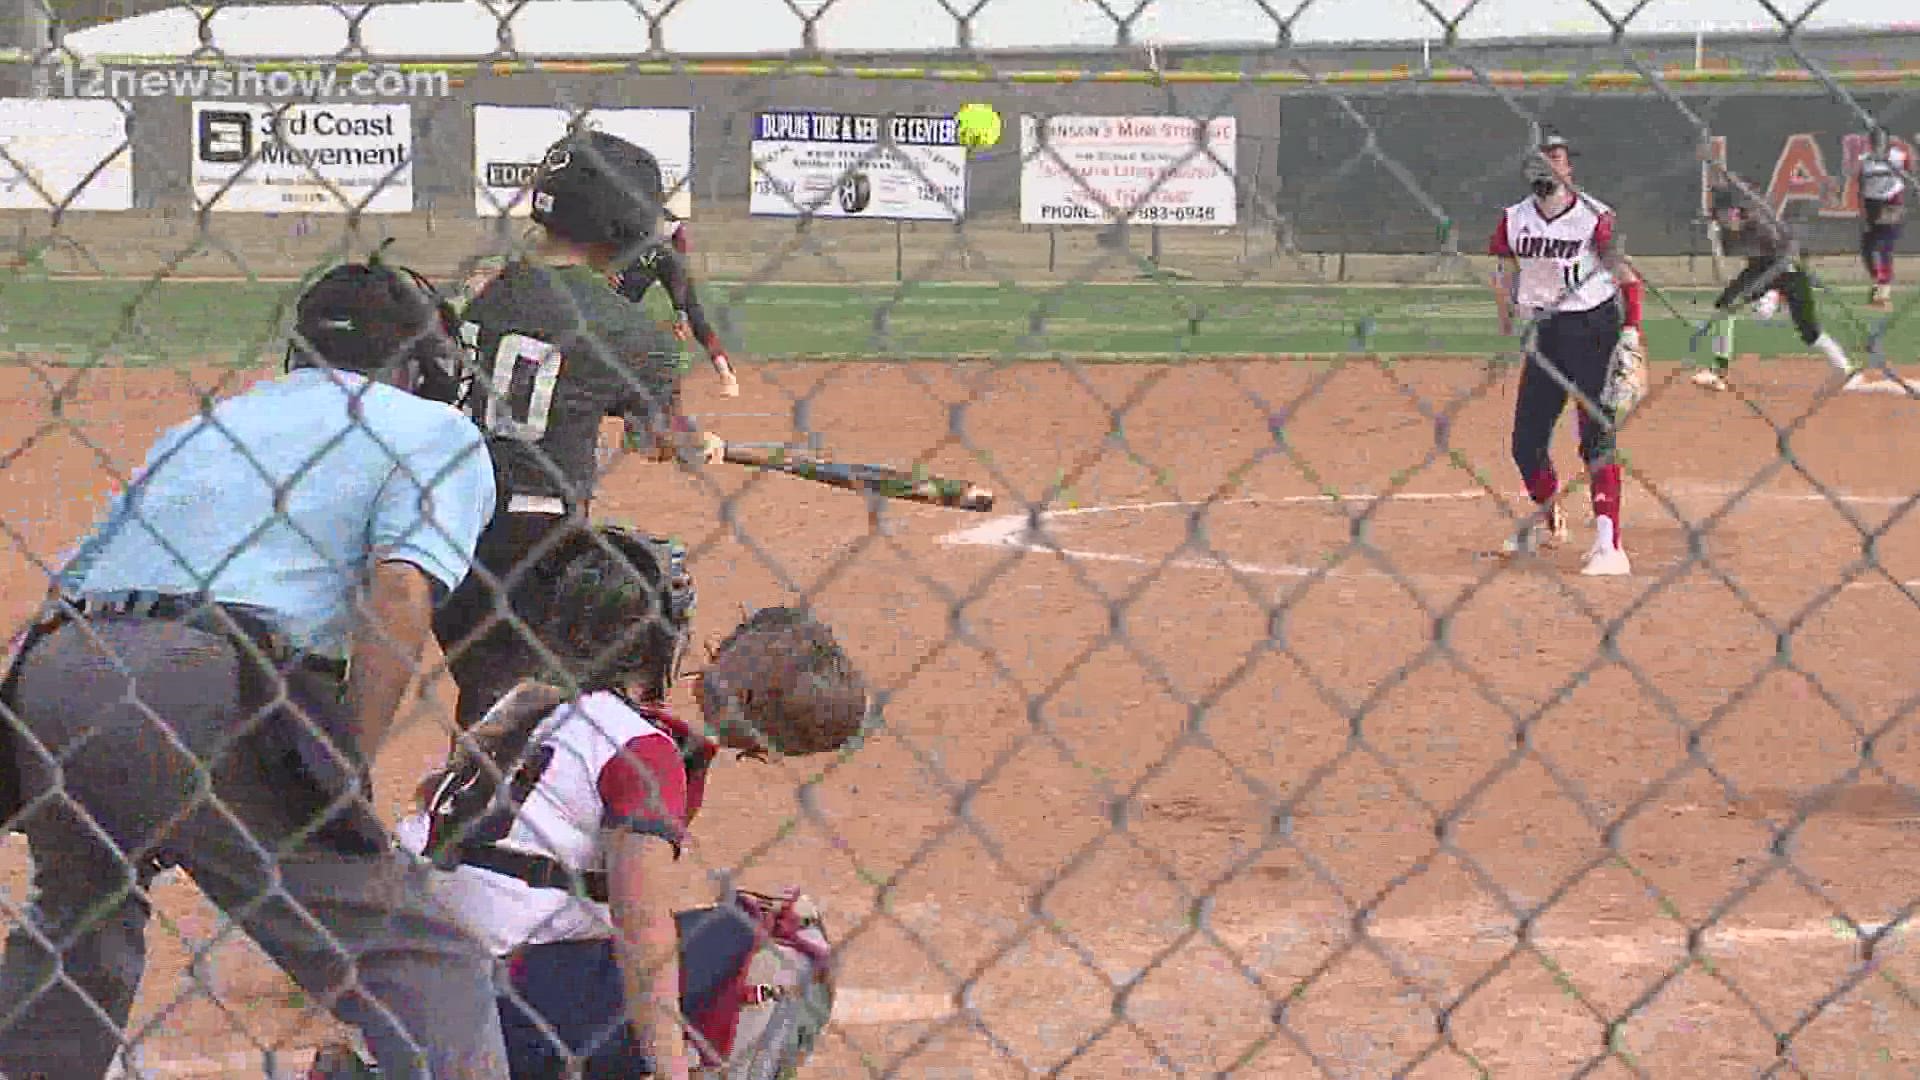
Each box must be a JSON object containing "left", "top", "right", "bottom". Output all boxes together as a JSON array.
[{"left": 712, "top": 352, "right": 740, "bottom": 397}]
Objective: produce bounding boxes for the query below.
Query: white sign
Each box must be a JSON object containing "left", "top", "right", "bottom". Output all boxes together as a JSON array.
[
  {"left": 473, "top": 105, "right": 694, "bottom": 220},
  {"left": 749, "top": 112, "right": 966, "bottom": 221},
  {"left": 0, "top": 99, "right": 132, "bottom": 211},
  {"left": 190, "top": 102, "right": 413, "bottom": 213},
  {"left": 1020, "top": 115, "right": 1238, "bottom": 227}
]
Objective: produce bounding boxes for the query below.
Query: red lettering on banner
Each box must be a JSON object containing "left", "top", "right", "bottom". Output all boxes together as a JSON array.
[{"left": 1766, "top": 133, "right": 1833, "bottom": 218}]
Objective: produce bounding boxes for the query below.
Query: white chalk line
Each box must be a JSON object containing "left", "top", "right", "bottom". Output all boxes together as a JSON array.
[
  {"left": 939, "top": 487, "right": 1920, "bottom": 590},
  {"left": 126, "top": 912, "right": 1907, "bottom": 1073},
  {"left": 120, "top": 987, "right": 958, "bottom": 1076}
]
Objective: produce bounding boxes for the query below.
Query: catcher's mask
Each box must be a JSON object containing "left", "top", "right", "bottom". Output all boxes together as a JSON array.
[
  {"left": 529, "top": 129, "right": 666, "bottom": 260},
  {"left": 534, "top": 525, "right": 695, "bottom": 701},
  {"left": 1871, "top": 125, "right": 1891, "bottom": 154},
  {"left": 285, "top": 239, "right": 464, "bottom": 403}
]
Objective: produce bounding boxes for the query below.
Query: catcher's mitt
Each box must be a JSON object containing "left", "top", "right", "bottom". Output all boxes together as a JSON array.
[
  {"left": 695, "top": 607, "right": 868, "bottom": 757},
  {"left": 1602, "top": 327, "right": 1647, "bottom": 414}
]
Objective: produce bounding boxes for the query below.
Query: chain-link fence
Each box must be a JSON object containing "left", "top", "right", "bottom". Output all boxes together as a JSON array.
[{"left": 0, "top": 0, "right": 1919, "bottom": 1076}]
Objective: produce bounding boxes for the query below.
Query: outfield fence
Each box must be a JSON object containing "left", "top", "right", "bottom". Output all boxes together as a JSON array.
[{"left": 0, "top": 2, "right": 1918, "bottom": 1078}]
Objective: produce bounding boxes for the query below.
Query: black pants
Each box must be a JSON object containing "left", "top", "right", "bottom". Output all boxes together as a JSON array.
[
  {"left": 1862, "top": 199, "right": 1902, "bottom": 280},
  {"left": 1715, "top": 256, "right": 1821, "bottom": 346},
  {"left": 432, "top": 509, "right": 588, "bottom": 731},
  {"left": 1512, "top": 298, "right": 1622, "bottom": 482}
]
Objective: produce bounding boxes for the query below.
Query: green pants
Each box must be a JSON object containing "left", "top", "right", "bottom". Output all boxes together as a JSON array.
[{"left": 1709, "top": 256, "right": 1822, "bottom": 369}]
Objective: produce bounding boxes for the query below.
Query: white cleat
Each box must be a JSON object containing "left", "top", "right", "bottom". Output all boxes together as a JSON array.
[
  {"left": 1691, "top": 368, "right": 1730, "bottom": 391},
  {"left": 1581, "top": 542, "right": 1632, "bottom": 577}
]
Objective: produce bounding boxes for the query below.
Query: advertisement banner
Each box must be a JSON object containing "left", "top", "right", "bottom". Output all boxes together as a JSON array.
[
  {"left": 0, "top": 99, "right": 133, "bottom": 211},
  {"left": 190, "top": 102, "right": 413, "bottom": 213},
  {"left": 1020, "top": 115, "right": 1237, "bottom": 227},
  {"left": 749, "top": 112, "right": 967, "bottom": 221},
  {"left": 474, "top": 106, "right": 694, "bottom": 220}
]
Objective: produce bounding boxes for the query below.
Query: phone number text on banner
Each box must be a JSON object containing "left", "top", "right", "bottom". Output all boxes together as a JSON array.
[
  {"left": 1020, "top": 115, "right": 1237, "bottom": 226},
  {"left": 191, "top": 102, "right": 413, "bottom": 213},
  {"left": 749, "top": 112, "right": 967, "bottom": 221},
  {"left": 475, "top": 105, "right": 693, "bottom": 219}
]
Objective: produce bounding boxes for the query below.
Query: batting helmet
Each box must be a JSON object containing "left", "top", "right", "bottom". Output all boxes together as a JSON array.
[
  {"left": 531, "top": 525, "right": 696, "bottom": 701},
  {"left": 286, "top": 239, "right": 464, "bottom": 403},
  {"left": 529, "top": 129, "right": 666, "bottom": 252}
]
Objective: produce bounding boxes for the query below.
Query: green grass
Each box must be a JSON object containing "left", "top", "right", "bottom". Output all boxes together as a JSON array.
[{"left": 0, "top": 275, "right": 1911, "bottom": 366}]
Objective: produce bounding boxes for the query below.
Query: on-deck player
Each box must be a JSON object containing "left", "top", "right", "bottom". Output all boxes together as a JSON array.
[
  {"left": 1487, "top": 133, "right": 1644, "bottom": 577},
  {"left": 1858, "top": 125, "right": 1911, "bottom": 310}
]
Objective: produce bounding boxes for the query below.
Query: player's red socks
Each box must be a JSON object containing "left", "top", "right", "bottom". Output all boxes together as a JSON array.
[
  {"left": 1525, "top": 467, "right": 1558, "bottom": 506},
  {"left": 1590, "top": 463, "right": 1623, "bottom": 548}
]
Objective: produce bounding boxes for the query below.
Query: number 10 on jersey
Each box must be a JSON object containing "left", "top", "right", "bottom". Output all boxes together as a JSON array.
[{"left": 460, "top": 322, "right": 565, "bottom": 442}]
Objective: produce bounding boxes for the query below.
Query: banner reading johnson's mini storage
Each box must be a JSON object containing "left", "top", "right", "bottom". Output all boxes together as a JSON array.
[
  {"left": 191, "top": 102, "right": 412, "bottom": 213},
  {"left": 1020, "top": 115, "right": 1237, "bottom": 226},
  {"left": 0, "top": 99, "right": 133, "bottom": 211},
  {"left": 749, "top": 112, "right": 967, "bottom": 221},
  {"left": 474, "top": 106, "right": 694, "bottom": 220}
]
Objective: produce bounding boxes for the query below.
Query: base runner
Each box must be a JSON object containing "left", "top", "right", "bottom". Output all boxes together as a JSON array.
[
  {"left": 1488, "top": 134, "right": 1645, "bottom": 577},
  {"left": 1693, "top": 167, "right": 1904, "bottom": 394},
  {"left": 1858, "top": 125, "right": 1910, "bottom": 310},
  {"left": 310, "top": 527, "right": 869, "bottom": 1080}
]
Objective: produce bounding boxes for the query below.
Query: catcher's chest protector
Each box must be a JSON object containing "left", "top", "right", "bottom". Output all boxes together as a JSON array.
[{"left": 685, "top": 890, "right": 834, "bottom": 1079}]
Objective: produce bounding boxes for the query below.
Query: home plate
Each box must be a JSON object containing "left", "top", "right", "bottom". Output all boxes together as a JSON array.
[{"left": 835, "top": 987, "right": 954, "bottom": 1025}]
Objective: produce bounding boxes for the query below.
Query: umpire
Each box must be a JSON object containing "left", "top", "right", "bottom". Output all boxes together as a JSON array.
[{"left": 0, "top": 250, "right": 509, "bottom": 1078}]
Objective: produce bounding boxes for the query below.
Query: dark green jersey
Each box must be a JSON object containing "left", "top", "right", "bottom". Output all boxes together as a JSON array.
[
  {"left": 1710, "top": 185, "right": 1803, "bottom": 260},
  {"left": 452, "top": 259, "right": 680, "bottom": 506}
]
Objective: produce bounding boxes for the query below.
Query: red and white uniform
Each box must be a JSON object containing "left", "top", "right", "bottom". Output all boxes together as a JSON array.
[
  {"left": 396, "top": 691, "right": 706, "bottom": 956},
  {"left": 1489, "top": 194, "right": 1621, "bottom": 316}
]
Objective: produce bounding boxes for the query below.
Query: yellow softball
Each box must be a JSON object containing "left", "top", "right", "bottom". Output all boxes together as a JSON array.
[{"left": 955, "top": 103, "right": 1002, "bottom": 149}]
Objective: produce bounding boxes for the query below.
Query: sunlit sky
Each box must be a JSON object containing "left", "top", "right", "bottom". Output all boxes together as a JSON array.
[{"left": 64, "top": 0, "right": 1911, "bottom": 59}]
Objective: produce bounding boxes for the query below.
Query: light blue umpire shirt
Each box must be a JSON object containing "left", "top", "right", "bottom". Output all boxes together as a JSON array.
[{"left": 56, "top": 367, "right": 497, "bottom": 660}]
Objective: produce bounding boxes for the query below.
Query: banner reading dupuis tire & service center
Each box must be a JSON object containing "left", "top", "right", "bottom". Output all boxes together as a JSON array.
[
  {"left": 1020, "top": 115, "right": 1237, "bottom": 227},
  {"left": 475, "top": 105, "right": 694, "bottom": 220},
  {"left": 191, "top": 102, "right": 413, "bottom": 213},
  {"left": 749, "top": 112, "right": 966, "bottom": 221}
]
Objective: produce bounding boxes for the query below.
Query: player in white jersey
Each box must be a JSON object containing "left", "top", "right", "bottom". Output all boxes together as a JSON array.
[
  {"left": 1487, "top": 134, "right": 1645, "bottom": 577},
  {"left": 1858, "top": 125, "right": 1911, "bottom": 309},
  {"left": 311, "top": 526, "right": 869, "bottom": 1080}
]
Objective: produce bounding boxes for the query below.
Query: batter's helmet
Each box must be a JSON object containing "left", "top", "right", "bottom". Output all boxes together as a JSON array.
[
  {"left": 529, "top": 129, "right": 666, "bottom": 251},
  {"left": 286, "top": 240, "right": 464, "bottom": 402},
  {"left": 532, "top": 525, "right": 695, "bottom": 701}
]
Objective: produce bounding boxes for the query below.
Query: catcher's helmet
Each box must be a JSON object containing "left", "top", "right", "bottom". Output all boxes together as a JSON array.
[
  {"left": 533, "top": 525, "right": 696, "bottom": 700},
  {"left": 529, "top": 129, "right": 666, "bottom": 251},
  {"left": 286, "top": 240, "right": 463, "bottom": 402}
]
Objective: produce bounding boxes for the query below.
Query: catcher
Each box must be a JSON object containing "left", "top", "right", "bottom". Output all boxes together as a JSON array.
[
  {"left": 1487, "top": 133, "right": 1645, "bottom": 576},
  {"left": 311, "top": 525, "right": 868, "bottom": 1080},
  {"left": 433, "top": 127, "right": 725, "bottom": 732}
]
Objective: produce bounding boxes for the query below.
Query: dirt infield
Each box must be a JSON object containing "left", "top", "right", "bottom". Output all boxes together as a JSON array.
[{"left": 3, "top": 356, "right": 1920, "bottom": 1077}]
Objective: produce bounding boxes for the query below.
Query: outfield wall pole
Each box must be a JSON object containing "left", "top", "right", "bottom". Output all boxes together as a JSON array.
[{"left": 20, "top": 0, "right": 48, "bottom": 96}]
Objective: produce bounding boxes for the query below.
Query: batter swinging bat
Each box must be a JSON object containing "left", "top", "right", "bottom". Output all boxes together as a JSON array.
[{"left": 722, "top": 445, "right": 995, "bottom": 512}]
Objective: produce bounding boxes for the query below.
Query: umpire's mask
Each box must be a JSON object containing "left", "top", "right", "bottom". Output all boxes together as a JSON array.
[{"left": 286, "top": 242, "right": 466, "bottom": 403}]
